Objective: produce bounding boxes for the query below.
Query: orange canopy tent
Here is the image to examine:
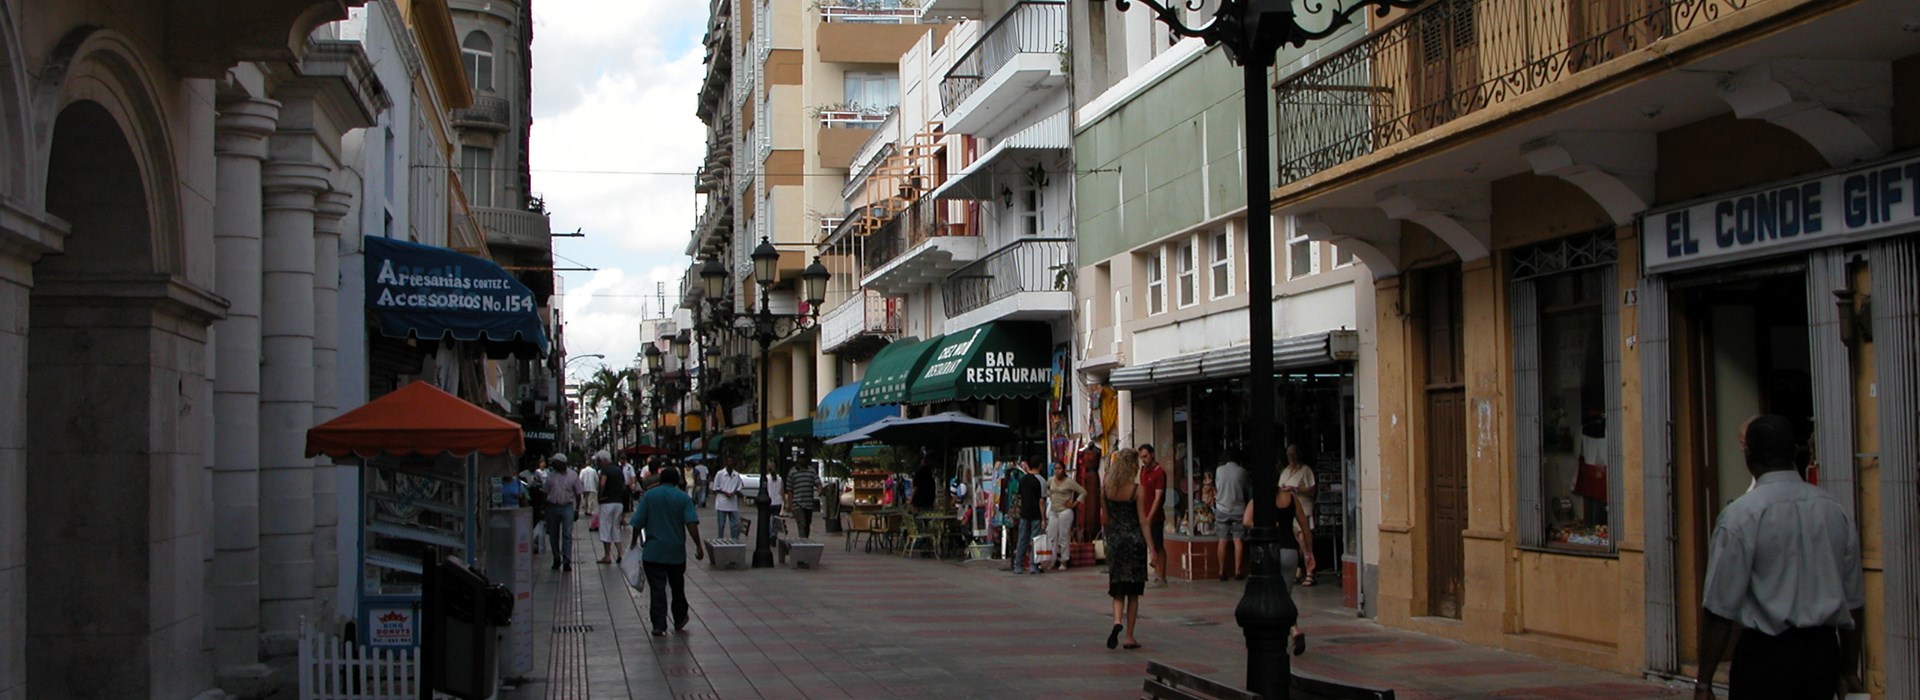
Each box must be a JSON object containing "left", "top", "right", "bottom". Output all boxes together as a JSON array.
[{"left": 306, "top": 380, "right": 525, "bottom": 459}]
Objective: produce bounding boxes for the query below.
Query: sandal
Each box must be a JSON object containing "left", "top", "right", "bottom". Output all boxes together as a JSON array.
[
  {"left": 1123, "top": 642, "right": 1142, "bottom": 650},
  {"left": 1300, "top": 574, "right": 1315, "bottom": 587},
  {"left": 1106, "top": 623, "right": 1123, "bottom": 650}
]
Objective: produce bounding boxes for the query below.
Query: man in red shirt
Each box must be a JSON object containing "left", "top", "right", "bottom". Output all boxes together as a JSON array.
[{"left": 1138, "top": 444, "right": 1168, "bottom": 586}]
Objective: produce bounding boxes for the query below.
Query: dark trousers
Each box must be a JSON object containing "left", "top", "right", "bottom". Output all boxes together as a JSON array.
[
  {"left": 545, "top": 504, "right": 576, "bottom": 565},
  {"left": 792, "top": 507, "right": 813, "bottom": 538},
  {"left": 642, "top": 561, "right": 689, "bottom": 632},
  {"left": 1730, "top": 626, "right": 1841, "bottom": 699}
]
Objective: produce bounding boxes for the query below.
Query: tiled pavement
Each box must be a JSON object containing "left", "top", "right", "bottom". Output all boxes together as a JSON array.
[{"left": 500, "top": 516, "right": 1691, "bottom": 700}]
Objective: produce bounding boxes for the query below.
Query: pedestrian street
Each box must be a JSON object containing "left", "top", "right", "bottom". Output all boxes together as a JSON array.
[{"left": 502, "top": 515, "right": 1688, "bottom": 700}]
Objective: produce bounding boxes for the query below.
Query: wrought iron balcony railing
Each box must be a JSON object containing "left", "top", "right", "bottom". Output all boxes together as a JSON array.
[
  {"left": 938, "top": 1, "right": 1066, "bottom": 116},
  {"left": 943, "top": 237, "right": 1072, "bottom": 317},
  {"left": 1274, "top": 0, "right": 1755, "bottom": 183},
  {"left": 820, "top": 0, "right": 917, "bottom": 23}
]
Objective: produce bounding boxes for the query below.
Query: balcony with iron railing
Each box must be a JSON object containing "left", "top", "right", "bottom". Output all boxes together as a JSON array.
[
  {"left": 818, "top": 288, "right": 902, "bottom": 354},
  {"left": 858, "top": 197, "right": 981, "bottom": 296},
  {"left": 1274, "top": 0, "right": 1759, "bottom": 185},
  {"left": 938, "top": 1, "right": 1066, "bottom": 136},
  {"left": 941, "top": 237, "right": 1073, "bottom": 324},
  {"left": 452, "top": 95, "right": 511, "bottom": 131}
]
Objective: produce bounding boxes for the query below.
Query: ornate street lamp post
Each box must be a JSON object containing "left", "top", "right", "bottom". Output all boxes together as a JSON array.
[
  {"left": 1102, "top": 1, "right": 1420, "bottom": 697},
  {"left": 695, "top": 240, "right": 830, "bottom": 568},
  {"left": 645, "top": 343, "right": 667, "bottom": 457}
]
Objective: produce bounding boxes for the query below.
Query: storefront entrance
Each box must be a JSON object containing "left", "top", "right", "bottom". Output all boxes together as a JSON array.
[
  {"left": 1670, "top": 267, "right": 1812, "bottom": 667},
  {"left": 1417, "top": 266, "right": 1467, "bottom": 620}
]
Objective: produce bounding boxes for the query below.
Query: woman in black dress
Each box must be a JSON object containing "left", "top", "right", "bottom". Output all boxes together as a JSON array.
[
  {"left": 1101, "top": 448, "right": 1156, "bottom": 650},
  {"left": 1244, "top": 478, "right": 1315, "bottom": 655}
]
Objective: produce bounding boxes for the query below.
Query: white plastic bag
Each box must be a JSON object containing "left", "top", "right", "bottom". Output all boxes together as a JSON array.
[
  {"left": 1032, "top": 535, "right": 1053, "bottom": 565},
  {"left": 621, "top": 544, "right": 645, "bottom": 591}
]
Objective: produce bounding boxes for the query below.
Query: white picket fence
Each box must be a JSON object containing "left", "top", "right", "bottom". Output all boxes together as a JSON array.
[{"left": 297, "top": 618, "right": 421, "bottom": 700}]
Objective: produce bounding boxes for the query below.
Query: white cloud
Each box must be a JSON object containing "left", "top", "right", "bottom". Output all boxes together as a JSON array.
[{"left": 533, "top": 0, "right": 708, "bottom": 369}]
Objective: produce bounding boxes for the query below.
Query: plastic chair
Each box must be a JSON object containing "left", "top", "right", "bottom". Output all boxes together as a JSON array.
[{"left": 901, "top": 517, "right": 936, "bottom": 558}]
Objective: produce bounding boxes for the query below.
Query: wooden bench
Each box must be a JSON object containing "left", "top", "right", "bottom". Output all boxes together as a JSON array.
[
  {"left": 706, "top": 538, "right": 748, "bottom": 570},
  {"left": 1141, "top": 661, "right": 1396, "bottom": 700}
]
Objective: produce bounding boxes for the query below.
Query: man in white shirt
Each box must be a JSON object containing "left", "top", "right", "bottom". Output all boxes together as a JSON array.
[
  {"left": 692, "top": 463, "right": 711, "bottom": 507},
  {"left": 711, "top": 460, "right": 745, "bottom": 539},
  {"left": 1213, "top": 450, "right": 1249, "bottom": 581},
  {"left": 1694, "top": 414, "right": 1864, "bottom": 699},
  {"left": 579, "top": 461, "right": 600, "bottom": 523}
]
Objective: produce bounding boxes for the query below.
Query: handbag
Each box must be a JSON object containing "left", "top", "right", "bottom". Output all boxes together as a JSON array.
[{"left": 621, "top": 544, "right": 645, "bottom": 592}]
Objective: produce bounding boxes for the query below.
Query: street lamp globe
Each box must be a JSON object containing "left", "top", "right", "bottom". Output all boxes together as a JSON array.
[
  {"left": 703, "top": 343, "right": 722, "bottom": 371},
  {"left": 644, "top": 343, "right": 664, "bottom": 373},
  {"left": 750, "top": 237, "right": 779, "bottom": 288},
  {"left": 802, "top": 256, "right": 830, "bottom": 310},
  {"left": 672, "top": 330, "right": 691, "bottom": 361},
  {"left": 700, "top": 256, "right": 728, "bottom": 302}
]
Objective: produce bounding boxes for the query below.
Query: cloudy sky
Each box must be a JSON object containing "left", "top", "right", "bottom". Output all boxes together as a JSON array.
[{"left": 530, "top": 1, "right": 709, "bottom": 383}]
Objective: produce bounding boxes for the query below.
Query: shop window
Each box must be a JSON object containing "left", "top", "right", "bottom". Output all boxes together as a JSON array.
[
  {"left": 1209, "top": 228, "right": 1233, "bottom": 299},
  {"left": 1511, "top": 231, "right": 1620, "bottom": 553},
  {"left": 1288, "top": 224, "right": 1319, "bottom": 280},
  {"left": 1175, "top": 237, "right": 1197, "bottom": 308},
  {"left": 1145, "top": 248, "right": 1166, "bottom": 316}
]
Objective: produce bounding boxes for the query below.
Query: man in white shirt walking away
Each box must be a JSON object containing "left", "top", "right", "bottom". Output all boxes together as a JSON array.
[{"left": 1694, "top": 414, "right": 1865, "bottom": 699}]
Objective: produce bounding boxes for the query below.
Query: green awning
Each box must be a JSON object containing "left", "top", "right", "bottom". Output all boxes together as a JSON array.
[
  {"left": 765, "top": 417, "right": 813, "bottom": 440},
  {"left": 907, "top": 321, "right": 1053, "bottom": 403},
  {"left": 858, "top": 335, "right": 943, "bottom": 407}
]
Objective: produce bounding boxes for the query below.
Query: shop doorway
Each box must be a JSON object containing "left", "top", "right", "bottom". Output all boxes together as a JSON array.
[
  {"left": 1671, "top": 268, "right": 1812, "bottom": 666},
  {"left": 1417, "top": 266, "right": 1467, "bottom": 619}
]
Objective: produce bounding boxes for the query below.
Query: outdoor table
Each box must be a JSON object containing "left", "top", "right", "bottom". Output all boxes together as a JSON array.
[{"left": 912, "top": 512, "right": 962, "bottom": 558}]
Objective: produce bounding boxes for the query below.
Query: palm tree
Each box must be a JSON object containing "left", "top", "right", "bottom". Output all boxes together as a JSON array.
[{"left": 578, "top": 365, "right": 638, "bottom": 451}]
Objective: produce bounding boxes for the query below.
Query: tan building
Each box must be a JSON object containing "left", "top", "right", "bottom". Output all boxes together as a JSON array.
[{"left": 1266, "top": 0, "right": 1918, "bottom": 693}]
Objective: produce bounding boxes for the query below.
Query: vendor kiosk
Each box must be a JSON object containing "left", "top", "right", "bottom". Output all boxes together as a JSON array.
[{"left": 305, "top": 380, "right": 532, "bottom": 688}]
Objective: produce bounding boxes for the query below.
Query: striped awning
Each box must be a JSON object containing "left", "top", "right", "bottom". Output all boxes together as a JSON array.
[{"left": 1107, "top": 330, "right": 1359, "bottom": 391}]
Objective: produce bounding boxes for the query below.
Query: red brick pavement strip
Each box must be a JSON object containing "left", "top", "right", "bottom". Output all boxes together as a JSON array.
[{"left": 502, "top": 517, "right": 1692, "bottom": 699}]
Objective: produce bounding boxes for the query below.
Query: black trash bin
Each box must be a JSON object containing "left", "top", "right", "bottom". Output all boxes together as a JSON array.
[{"left": 426, "top": 556, "right": 512, "bottom": 700}]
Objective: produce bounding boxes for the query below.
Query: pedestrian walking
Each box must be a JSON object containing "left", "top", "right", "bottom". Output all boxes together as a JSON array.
[
  {"left": 543, "top": 453, "right": 588, "bottom": 572},
  {"left": 1214, "top": 450, "right": 1249, "bottom": 580},
  {"left": 691, "top": 462, "right": 711, "bottom": 507},
  {"left": 1244, "top": 464, "right": 1314, "bottom": 655},
  {"left": 1138, "top": 444, "right": 1169, "bottom": 586},
  {"left": 1101, "top": 448, "right": 1153, "bottom": 650},
  {"left": 580, "top": 459, "right": 600, "bottom": 526},
  {"left": 629, "top": 467, "right": 703, "bottom": 637},
  {"left": 594, "top": 451, "right": 630, "bottom": 565},
  {"left": 1010, "top": 459, "right": 1046, "bottom": 574},
  {"left": 525, "top": 459, "right": 550, "bottom": 555},
  {"left": 766, "top": 470, "right": 784, "bottom": 518},
  {"left": 1278, "top": 444, "right": 1318, "bottom": 586},
  {"left": 1046, "top": 461, "right": 1085, "bottom": 571},
  {"left": 786, "top": 463, "right": 821, "bottom": 539},
  {"left": 1693, "top": 414, "right": 1865, "bottom": 700},
  {"left": 711, "top": 460, "right": 745, "bottom": 539}
]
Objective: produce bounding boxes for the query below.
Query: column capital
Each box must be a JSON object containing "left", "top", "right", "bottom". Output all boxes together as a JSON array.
[
  {"left": 314, "top": 190, "right": 353, "bottom": 236},
  {"left": 215, "top": 97, "right": 282, "bottom": 159},
  {"left": 261, "top": 161, "right": 331, "bottom": 211}
]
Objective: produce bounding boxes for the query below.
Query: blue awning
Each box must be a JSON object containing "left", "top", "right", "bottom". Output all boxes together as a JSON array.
[
  {"left": 364, "top": 236, "right": 549, "bottom": 359},
  {"left": 815, "top": 381, "right": 898, "bottom": 438}
]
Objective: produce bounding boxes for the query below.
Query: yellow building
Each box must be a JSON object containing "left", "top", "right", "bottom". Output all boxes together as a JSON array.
[{"left": 1268, "top": 0, "right": 1918, "bottom": 694}]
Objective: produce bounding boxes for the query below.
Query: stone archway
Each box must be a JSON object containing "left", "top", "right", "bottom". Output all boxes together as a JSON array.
[{"left": 25, "top": 76, "right": 220, "bottom": 700}]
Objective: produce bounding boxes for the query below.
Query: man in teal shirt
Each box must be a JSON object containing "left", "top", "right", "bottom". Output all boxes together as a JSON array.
[{"left": 629, "top": 467, "right": 703, "bottom": 636}]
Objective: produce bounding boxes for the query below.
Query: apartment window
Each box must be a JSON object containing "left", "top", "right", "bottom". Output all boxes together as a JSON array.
[
  {"left": 1511, "top": 231, "right": 1620, "bottom": 554},
  {"left": 1287, "top": 223, "right": 1319, "bottom": 280},
  {"left": 843, "top": 72, "right": 900, "bottom": 112},
  {"left": 1145, "top": 249, "right": 1166, "bottom": 316},
  {"left": 461, "top": 32, "right": 494, "bottom": 94},
  {"left": 1208, "top": 228, "right": 1233, "bottom": 299},
  {"left": 461, "top": 146, "right": 494, "bottom": 208},
  {"left": 1332, "top": 243, "right": 1357, "bottom": 269},
  {"left": 1175, "top": 238, "right": 1197, "bottom": 308}
]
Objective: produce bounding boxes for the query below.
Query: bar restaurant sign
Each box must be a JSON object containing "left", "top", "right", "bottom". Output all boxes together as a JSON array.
[{"left": 1645, "top": 152, "right": 1920, "bottom": 274}]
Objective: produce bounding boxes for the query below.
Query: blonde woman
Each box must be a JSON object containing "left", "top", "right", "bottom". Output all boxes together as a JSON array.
[{"left": 1100, "top": 448, "right": 1156, "bottom": 650}]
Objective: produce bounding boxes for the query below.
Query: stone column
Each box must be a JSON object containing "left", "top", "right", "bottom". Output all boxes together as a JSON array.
[
  {"left": 258, "top": 159, "right": 328, "bottom": 651},
  {"left": 311, "top": 190, "right": 351, "bottom": 623},
  {"left": 0, "top": 201, "right": 68, "bottom": 700},
  {"left": 210, "top": 95, "right": 278, "bottom": 688}
]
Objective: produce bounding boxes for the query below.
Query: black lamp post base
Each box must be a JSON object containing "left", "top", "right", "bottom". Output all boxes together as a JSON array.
[
  {"left": 1234, "top": 525, "right": 1300, "bottom": 700},
  {"left": 751, "top": 549, "right": 775, "bottom": 568}
]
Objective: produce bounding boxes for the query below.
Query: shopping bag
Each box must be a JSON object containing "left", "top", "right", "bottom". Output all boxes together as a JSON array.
[
  {"left": 621, "top": 544, "right": 645, "bottom": 592},
  {"left": 1032, "top": 535, "right": 1054, "bottom": 565},
  {"left": 590, "top": 513, "right": 601, "bottom": 531}
]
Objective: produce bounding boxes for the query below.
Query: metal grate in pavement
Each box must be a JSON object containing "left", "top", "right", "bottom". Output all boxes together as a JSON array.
[
  {"left": 550, "top": 624, "right": 594, "bottom": 634},
  {"left": 543, "top": 570, "right": 590, "bottom": 700}
]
